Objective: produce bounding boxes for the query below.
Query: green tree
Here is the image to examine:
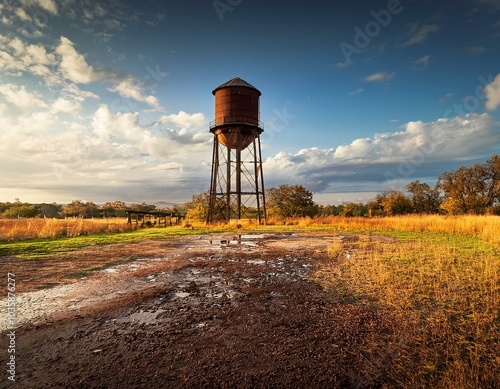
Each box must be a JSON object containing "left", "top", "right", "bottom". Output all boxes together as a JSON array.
[
  {"left": 63, "top": 200, "right": 87, "bottom": 217},
  {"left": 319, "top": 204, "right": 341, "bottom": 216},
  {"left": 366, "top": 200, "right": 383, "bottom": 217},
  {"left": 376, "top": 190, "right": 413, "bottom": 215},
  {"left": 101, "top": 201, "right": 132, "bottom": 218},
  {"left": 110, "top": 201, "right": 128, "bottom": 217},
  {"left": 184, "top": 191, "right": 210, "bottom": 222},
  {"left": 129, "top": 202, "right": 156, "bottom": 212},
  {"left": 406, "top": 180, "right": 441, "bottom": 214},
  {"left": 266, "top": 184, "right": 319, "bottom": 219},
  {"left": 2, "top": 203, "right": 38, "bottom": 218},
  {"left": 37, "top": 203, "right": 63, "bottom": 218},
  {"left": 101, "top": 202, "right": 116, "bottom": 218},
  {"left": 437, "top": 164, "right": 490, "bottom": 214},
  {"left": 84, "top": 202, "right": 100, "bottom": 218},
  {"left": 0, "top": 202, "right": 13, "bottom": 215},
  {"left": 340, "top": 202, "right": 367, "bottom": 217},
  {"left": 483, "top": 154, "right": 500, "bottom": 209}
]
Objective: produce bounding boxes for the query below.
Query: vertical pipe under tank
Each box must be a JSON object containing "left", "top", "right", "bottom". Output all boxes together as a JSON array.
[{"left": 236, "top": 149, "right": 241, "bottom": 219}]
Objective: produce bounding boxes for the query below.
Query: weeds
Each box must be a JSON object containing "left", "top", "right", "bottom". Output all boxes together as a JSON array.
[
  {"left": 0, "top": 218, "right": 133, "bottom": 241},
  {"left": 316, "top": 214, "right": 500, "bottom": 245},
  {"left": 4, "top": 215, "right": 500, "bottom": 244},
  {"left": 313, "top": 231, "right": 500, "bottom": 388}
]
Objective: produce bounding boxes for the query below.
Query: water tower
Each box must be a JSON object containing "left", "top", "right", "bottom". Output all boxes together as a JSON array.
[{"left": 207, "top": 77, "right": 266, "bottom": 223}]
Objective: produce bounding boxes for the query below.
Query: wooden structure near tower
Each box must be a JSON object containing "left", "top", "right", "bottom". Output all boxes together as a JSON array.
[{"left": 125, "top": 210, "right": 184, "bottom": 227}]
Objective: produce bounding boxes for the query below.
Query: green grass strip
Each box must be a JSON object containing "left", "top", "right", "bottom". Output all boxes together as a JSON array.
[{"left": 0, "top": 226, "right": 226, "bottom": 259}]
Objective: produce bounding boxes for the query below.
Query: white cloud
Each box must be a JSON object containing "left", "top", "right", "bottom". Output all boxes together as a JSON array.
[
  {"left": 400, "top": 24, "right": 439, "bottom": 47},
  {"left": 414, "top": 55, "right": 430, "bottom": 69},
  {"left": 91, "top": 106, "right": 210, "bottom": 160},
  {"left": 51, "top": 97, "right": 82, "bottom": 114},
  {"left": 264, "top": 113, "right": 500, "bottom": 192},
  {"left": 438, "top": 93, "right": 454, "bottom": 104},
  {"left": 35, "top": 0, "right": 57, "bottom": 14},
  {"left": 146, "top": 162, "right": 184, "bottom": 172},
  {"left": 333, "top": 61, "right": 351, "bottom": 69},
  {"left": 1, "top": 34, "right": 162, "bottom": 108},
  {"left": 9, "top": 38, "right": 25, "bottom": 55},
  {"left": 0, "top": 35, "right": 56, "bottom": 77},
  {"left": 0, "top": 104, "right": 210, "bottom": 203},
  {"left": 10, "top": 37, "right": 55, "bottom": 69},
  {"left": 0, "top": 110, "right": 59, "bottom": 161},
  {"left": 92, "top": 105, "right": 144, "bottom": 142},
  {"left": 0, "top": 50, "right": 24, "bottom": 73},
  {"left": 61, "top": 83, "right": 99, "bottom": 102},
  {"left": 159, "top": 111, "right": 206, "bottom": 131},
  {"left": 348, "top": 88, "right": 364, "bottom": 96},
  {"left": 20, "top": 0, "right": 58, "bottom": 15},
  {"left": 108, "top": 78, "right": 160, "bottom": 108},
  {"left": 484, "top": 73, "right": 500, "bottom": 110},
  {"left": 15, "top": 7, "right": 31, "bottom": 21},
  {"left": 16, "top": 111, "right": 58, "bottom": 139},
  {"left": 24, "top": 42, "right": 55, "bottom": 65},
  {"left": 0, "top": 84, "right": 47, "bottom": 111},
  {"left": 331, "top": 114, "right": 497, "bottom": 160},
  {"left": 155, "top": 111, "right": 211, "bottom": 147},
  {"left": 364, "top": 72, "right": 395, "bottom": 82},
  {"left": 1, "top": 16, "right": 13, "bottom": 25},
  {"left": 56, "top": 36, "right": 101, "bottom": 84}
]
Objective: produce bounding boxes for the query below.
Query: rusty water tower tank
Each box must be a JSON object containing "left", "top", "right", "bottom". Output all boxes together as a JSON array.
[{"left": 210, "top": 77, "right": 263, "bottom": 151}]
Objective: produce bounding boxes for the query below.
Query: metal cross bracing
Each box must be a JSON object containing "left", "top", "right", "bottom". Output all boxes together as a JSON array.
[{"left": 207, "top": 132, "right": 266, "bottom": 223}]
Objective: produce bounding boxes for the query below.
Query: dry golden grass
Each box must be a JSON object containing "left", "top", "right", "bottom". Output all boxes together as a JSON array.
[
  {"left": 313, "top": 231, "right": 500, "bottom": 388},
  {"left": 0, "top": 218, "right": 133, "bottom": 241},
  {"left": 266, "top": 215, "right": 500, "bottom": 245},
  {"left": 185, "top": 218, "right": 263, "bottom": 230},
  {"left": 330, "top": 214, "right": 500, "bottom": 243}
]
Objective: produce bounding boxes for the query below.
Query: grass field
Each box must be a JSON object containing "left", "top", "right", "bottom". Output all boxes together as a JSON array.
[
  {"left": 312, "top": 221, "right": 500, "bottom": 388},
  {"left": 1, "top": 215, "right": 499, "bottom": 387},
  {"left": 266, "top": 214, "right": 500, "bottom": 245}
]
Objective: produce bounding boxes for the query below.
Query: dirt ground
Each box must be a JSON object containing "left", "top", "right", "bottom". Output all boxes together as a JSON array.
[{"left": 1, "top": 232, "right": 399, "bottom": 388}]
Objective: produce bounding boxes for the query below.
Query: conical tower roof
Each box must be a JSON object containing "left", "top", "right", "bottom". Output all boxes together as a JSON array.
[{"left": 212, "top": 77, "right": 261, "bottom": 95}]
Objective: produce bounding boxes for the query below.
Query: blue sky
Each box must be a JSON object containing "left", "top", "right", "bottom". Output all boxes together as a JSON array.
[{"left": 1, "top": 0, "right": 500, "bottom": 205}]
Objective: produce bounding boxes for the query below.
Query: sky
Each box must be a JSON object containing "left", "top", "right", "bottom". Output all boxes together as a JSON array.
[{"left": 1, "top": 0, "right": 500, "bottom": 206}]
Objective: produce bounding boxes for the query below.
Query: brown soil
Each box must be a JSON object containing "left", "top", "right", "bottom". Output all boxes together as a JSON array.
[{"left": 1, "top": 233, "right": 398, "bottom": 388}]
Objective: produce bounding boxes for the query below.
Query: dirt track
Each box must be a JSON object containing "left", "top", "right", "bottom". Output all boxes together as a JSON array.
[{"left": 1, "top": 233, "right": 398, "bottom": 388}]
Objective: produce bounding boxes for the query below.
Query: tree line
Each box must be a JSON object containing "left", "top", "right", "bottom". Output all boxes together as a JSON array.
[
  {"left": 0, "top": 200, "right": 183, "bottom": 219},
  {"left": 2, "top": 154, "right": 499, "bottom": 220}
]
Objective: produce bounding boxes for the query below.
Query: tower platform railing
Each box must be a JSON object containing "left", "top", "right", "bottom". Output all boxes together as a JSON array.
[{"left": 210, "top": 116, "right": 264, "bottom": 130}]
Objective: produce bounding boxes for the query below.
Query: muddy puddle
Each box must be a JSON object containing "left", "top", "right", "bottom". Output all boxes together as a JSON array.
[{"left": 0, "top": 233, "right": 305, "bottom": 331}]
